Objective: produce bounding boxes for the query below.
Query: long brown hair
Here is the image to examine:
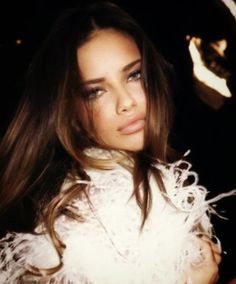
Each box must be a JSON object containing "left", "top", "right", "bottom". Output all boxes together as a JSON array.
[{"left": 0, "top": 0, "right": 174, "bottom": 276}]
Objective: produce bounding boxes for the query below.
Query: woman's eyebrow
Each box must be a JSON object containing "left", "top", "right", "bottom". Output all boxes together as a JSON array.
[
  {"left": 81, "top": 78, "right": 105, "bottom": 85},
  {"left": 122, "top": 59, "right": 141, "bottom": 72},
  {"left": 81, "top": 59, "right": 141, "bottom": 86}
]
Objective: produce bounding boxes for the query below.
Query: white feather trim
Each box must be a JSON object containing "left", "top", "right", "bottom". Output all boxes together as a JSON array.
[{"left": 0, "top": 150, "right": 235, "bottom": 283}]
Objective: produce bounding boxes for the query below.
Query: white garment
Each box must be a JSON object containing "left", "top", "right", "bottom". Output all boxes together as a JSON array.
[{"left": 0, "top": 151, "right": 235, "bottom": 284}]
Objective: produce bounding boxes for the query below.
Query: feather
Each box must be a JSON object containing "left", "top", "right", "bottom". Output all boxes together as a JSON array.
[{"left": 1, "top": 149, "right": 235, "bottom": 283}]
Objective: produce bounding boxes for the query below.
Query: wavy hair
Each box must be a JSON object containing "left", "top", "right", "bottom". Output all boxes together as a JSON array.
[{"left": 0, "top": 0, "right": 174, "bottom": 277}]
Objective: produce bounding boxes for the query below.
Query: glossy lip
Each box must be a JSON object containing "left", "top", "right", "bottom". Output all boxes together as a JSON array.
[{"left": 118, "top": 116, "right": 146, "bottom": 135}]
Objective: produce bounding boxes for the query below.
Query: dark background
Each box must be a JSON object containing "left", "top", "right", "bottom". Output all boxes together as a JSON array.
[{"left": 0, "top": 0, "right": 235, "bottom": 282}]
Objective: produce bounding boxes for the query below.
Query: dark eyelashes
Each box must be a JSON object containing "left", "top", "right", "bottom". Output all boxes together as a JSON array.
[
  {"left": 128, "top": 69, "right": 142, "bottom": 81},
  {"left": 84, "top": 87, "right": 102, "bottom": 99},
  {"left": 82, "top": 69, "right": 142, "bottom": 100}
]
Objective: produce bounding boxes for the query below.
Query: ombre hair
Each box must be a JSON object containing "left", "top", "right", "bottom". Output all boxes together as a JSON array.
[{"left": 0, "top": 0, "right": 174, "bottom": 277}]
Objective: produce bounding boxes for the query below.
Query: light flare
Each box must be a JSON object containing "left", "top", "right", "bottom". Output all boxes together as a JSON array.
[{"left": 187, "top": 36, "right": 232, "bottom": 98}]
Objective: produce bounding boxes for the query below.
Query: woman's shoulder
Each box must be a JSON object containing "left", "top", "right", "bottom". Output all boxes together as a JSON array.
[
  {"left": 0, "top": 231, "right": 60, "bottom": 283},
  {"left": 154, "top": 154, "right": 209, "bottom": 212},
  {"left": 0, "top": 216, "right": 107, "bottom": 283},
  {"left": 154, "top": 152, "right": 236, "bottom": 214},
  {"left": 0, "top": 232, "right": 27, "bottom": 282},
  {"left": 155, "top": 152, "right": 203, "bottom": 188}
]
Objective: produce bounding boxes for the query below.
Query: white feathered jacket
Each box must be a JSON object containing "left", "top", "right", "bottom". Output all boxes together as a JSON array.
[{"left": 0, "top": 149, "right": 233, "bottom": 284}]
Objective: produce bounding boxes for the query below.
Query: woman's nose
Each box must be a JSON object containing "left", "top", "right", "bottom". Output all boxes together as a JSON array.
[{"left": 116, "top": 86, "right": 136, "bottom": 114}]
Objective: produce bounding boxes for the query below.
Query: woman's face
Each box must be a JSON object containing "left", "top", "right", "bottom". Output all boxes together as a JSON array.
[{"left": 77, "top": 29, "right": 146, "bottom": 152}]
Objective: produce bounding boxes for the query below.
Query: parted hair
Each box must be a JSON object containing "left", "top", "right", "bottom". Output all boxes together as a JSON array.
[{"left": 0, "top": 0, "right": 174, "bottom": 276}]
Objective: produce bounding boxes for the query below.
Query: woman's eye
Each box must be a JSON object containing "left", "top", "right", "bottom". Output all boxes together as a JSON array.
[
  {"left": 85, "top": 87, "right": 104, "bottom": 100},
  {"left": 127, "top": 70, "right": 142, "bottom": 82}
]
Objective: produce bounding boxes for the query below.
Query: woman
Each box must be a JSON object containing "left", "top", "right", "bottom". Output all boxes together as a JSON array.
[{"left": 0, "top": 1, "right": 233, "bottom": 283}]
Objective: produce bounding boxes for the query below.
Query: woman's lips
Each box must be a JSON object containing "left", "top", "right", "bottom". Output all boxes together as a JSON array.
[{"left": 118, "top": 118, "right": 145, "bottom": 135}]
